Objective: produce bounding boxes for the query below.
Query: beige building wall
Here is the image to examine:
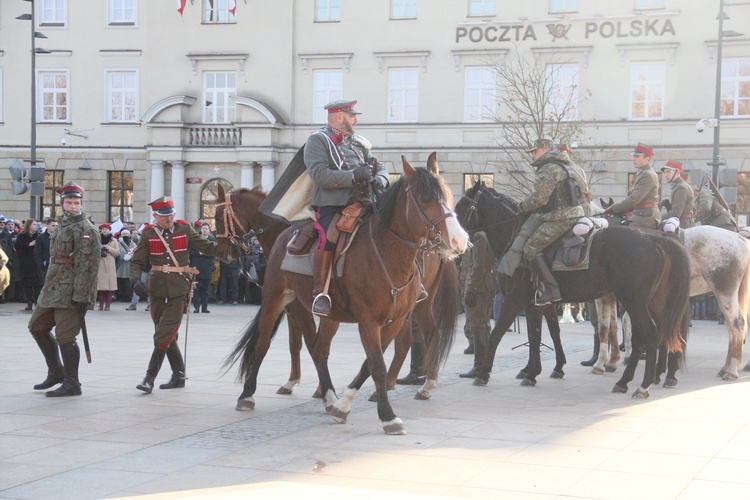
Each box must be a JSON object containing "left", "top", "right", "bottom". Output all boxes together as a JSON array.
[{"left": 0, "top": 0, "right": 748, "bottom": 225}]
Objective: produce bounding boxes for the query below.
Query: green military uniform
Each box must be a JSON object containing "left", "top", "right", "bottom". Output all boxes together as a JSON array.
[
  {"left": 609, "top": 165, "right": 660, "bottom": 230},
  {"left": 130, "top": 197, "right": 218, "bottom": 394},
  {"left": 663, "top": 176, "right": 696, "bottom": 228},
  {"left": 695, "top": 190, "right": 737, "bottom": 231},
  {"left": 28, "top": 181, "right": 100, "bottom": 397}
]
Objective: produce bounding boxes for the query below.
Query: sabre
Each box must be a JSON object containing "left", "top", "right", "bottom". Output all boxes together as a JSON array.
[
  {"left": 79, "top": 308, "right": 92, "bottom": 363},
  {"left": 182, "top": 273, "right": 197, "bottom": 378}
]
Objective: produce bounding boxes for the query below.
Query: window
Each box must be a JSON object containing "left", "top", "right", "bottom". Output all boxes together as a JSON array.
[
  {"left": 630, "top": 62, "right": 664, "bottom": 120},
  {"left": 464, "top": 67, "right": 495, "bottom": 122},
  {"left": 546, "top": 64, "right": 579, "bottom": 121},
  {"left": 109, "top": 171, "right": 134, "bottom": 223},
  {"left": 40, "top": 0, "right": 67, "bottom": 26},
  {"left": 316, "top": 0, "right": 340, "bottom": 21},
  {"left": 634, "top": 0, "right": 665, "bottom": 9},
  {"left": 549, "top": 0, "right": 577, "bottom": 13},
  {"left": 108, "top": 0, "right": 137, "bottom": 25},
  {"left": 721, "top": 58, "right": 750, "bottom": 117},
  {"left": 201, "top": 179, "right": 233, "bottom": 230},
  {"left": 37, "top": 70, "right": 69, "bottom": 123},
  {"left": 105, "top": 70, "right": 139, "bottom": 123},
  {"left": 204, "top": 0, "right": 237, "bottom": 24},
  {"left": 43, "top": 170, "right": 65, "bottom": 219},
  {"left": 203, "top": 72, "right": 237, "bottom": 123},
  {"left": 388, "top": 68, "right": 418, "bottom": 122},
  {"left": 464, "top": 173, "right": 494, "bottom": 192},
  {"left": 313, "top": 70, "right": 343, "bottom": 123},
  {"left": 468, "top": 0, "right": 495, "bottom": 16},
  {"left": 391, "top": 0, "right": 416, "bottom": 19}
]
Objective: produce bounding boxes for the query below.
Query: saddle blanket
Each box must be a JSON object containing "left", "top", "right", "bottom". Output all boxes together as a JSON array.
[{"left": 281, "top": 251, "right": 345, "bottom": 278}]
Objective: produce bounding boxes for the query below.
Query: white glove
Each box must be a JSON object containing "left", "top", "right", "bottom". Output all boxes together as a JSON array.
[{"left": 123, "top": 254, "right": 132, "bottom": 261}]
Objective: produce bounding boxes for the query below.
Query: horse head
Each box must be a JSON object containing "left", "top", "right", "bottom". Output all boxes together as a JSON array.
[{"left": 214, "top": 184, "right": 279, "bottom": 262}]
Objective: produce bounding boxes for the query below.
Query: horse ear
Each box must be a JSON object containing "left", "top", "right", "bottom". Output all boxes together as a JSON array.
[
  {"left": 426, "top": 152, "right": 439, "bottom": 175},
  {"left": 402, "top": 155, "right": 417, "bottom": 180},
  {"left": 217, "top": 183, "right": 225, "bottom": 202}
]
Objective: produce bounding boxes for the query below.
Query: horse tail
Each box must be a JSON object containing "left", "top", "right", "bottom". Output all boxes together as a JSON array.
[
  {"left": 737, "top": 239, "right": 750, "bottom": 327},
  {"left": 222, "top": 306, "right": 285, "bottom": 383},
  {"left": 652, "top": 235, "right": 691, "bottom": 355},
  {"left": 426, "top": 258, "right": 461, "bottom": 370}
]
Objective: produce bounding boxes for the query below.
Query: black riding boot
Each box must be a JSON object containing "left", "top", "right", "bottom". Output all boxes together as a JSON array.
[
  {"left": 159, "top": 341, "right": 186, "bottom": 389},
  {"left": 33, "top": 332, "right": 64, "bottom": 390},
  {"left": 528, "top": 255, "right": 562, "bottom": 306},
  {"left": 46, "top": 342, "right": 82, "bottom": 397},
  {"left": 136, "top": 348, "right": 166, "bottom": 394},
  {"left": 460, "top": 330, "right": 487, "bottom": 378},
  {"left": 580, "top": 334, "right": 601, "bottom": 367},
  {"left": 311, "top": 249, "right": 334, "bottom": 317},
  {"left": 396, "top": 327, "right": 426, "bottom": 385}
]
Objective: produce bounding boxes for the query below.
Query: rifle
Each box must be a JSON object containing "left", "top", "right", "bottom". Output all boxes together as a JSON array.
[{"left": 706, "top": 176, "right": 732, "bottom": 213}]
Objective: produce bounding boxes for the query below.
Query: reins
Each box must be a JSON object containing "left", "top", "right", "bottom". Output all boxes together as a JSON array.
[{"left": 215, "top": 190, "right": 283, "bottom": 255}]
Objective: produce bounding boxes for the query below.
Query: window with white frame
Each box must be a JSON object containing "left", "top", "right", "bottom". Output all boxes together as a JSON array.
[
  {"left": 549, "top": 0, "right": 577, "bottom": 13},
  {"left": 468, "top": 0, "right": 495, "bottom": 16},
  {"left": 721, "top": 57, "right": 750, "bottom": 117},
  {"left": 108, "top": 0, "right": 137, "bottom": 25},
  {"left": 630, "top": 62, "right": 665, "bottom": 120},
  {"left": 38, "top": 70, "right": 69, "bottom": 122},
  {"left": 40, "top": 0, "right": 67, "bottom": 26},
  {"left": 312, "top": 70, "right": 343, "bottom": 123},
  {"left": 634, "top": 0, "right": 665, "bottom": 9},
  {"left": 105, "top": 70, "right": 139, "bottom": 123},
  {"left": 388, "top": 68, "right": 418, "bottom": 122},
  {"left": 204, "top": 0, "right": 237, "bottom": 24},
  {"left": 203, "top": 72, "right": 237, "bottom": 123},
  {"left": 391, "top": 0, "right": 416, "bottom": 19},
  {"left": 464, "top": 67, "right": 495, "bottom": 122},
  {"left": 315, "top": 0, "right": 340, "bottom": 22},
  {"left": 546, "top": 64, "right": 579, "bottom": 121}
]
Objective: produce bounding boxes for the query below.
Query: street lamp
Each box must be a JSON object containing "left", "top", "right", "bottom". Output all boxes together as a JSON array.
[
  {"left": 16, "top": 0, "right": 50, "bottom": 220},
  {"left": 709, "top": 0, "right": 744, "bottom": 185}
]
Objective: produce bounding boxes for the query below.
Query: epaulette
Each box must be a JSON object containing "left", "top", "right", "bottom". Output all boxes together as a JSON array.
[
  {"left": 175, "top": 219, "right": 190, "bottom": 226},
  {"left": 142, "top": 223, "right": 155, "bottom": 231}
]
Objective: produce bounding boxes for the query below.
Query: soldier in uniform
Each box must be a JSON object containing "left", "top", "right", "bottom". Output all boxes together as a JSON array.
[
  {"left": 603, "top": 142, "right": 660, "bottom": 229},
  {"left": 304, "top": 99, "right": 390, "bottom": 316},
  {"left": 513, "top": 138, "right": 587, "bottom": 306},
  {"left": 695, "top": 187, "right": 738, "bottom": 231},
  {"left": 129, "top": 197, "right": 218, "bottom": 393},
  {"left": 660, "top": 160, "right": 696, "bottom": 228},
  {"left": 28, "top": 181, "right": 100, "bottom": 397}
]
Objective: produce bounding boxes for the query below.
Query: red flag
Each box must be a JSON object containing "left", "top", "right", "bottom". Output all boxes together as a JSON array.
[
  {"left": 177, "top": 0, "right": 187, "bottom": 15},
  {"left": 229, "top": 0, "right": 237, "bottom": 16}
]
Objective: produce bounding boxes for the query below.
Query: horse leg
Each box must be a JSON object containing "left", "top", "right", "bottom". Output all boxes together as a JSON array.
[
  {"left": 412, "top": 303, "right": 438, "bottom": 400},
  {"left": 654, "top": 346, "right": 667, "bottom": 385},
  {"left": 544, "top": 305, "right": 565, "bottom": 379},
  {"left": 475, "top": 289, "right": 527, "bottom": 386},
  {"left": 518, "top": 307, "right": 542, "bottom": 386},
  {"left": 716, "top": 294, "right": 745, "bottom": 380},
  {"left": 663, "top": 350, "right": 681, "bottom": 387},
  {"left": 311, "top": 318, "right": 341, "bottom": 413},
  {"left": 598, "top": 294, "right": 620, "bottom": 372},
  {"left": 612, "top": 305, "right": 653, "bottom": 396},
  {"left": 276, "top": 311, "right": 303, "bottom": 395},
  {"left": 621, "top": 311, "right": 632, "bottom": 363}
]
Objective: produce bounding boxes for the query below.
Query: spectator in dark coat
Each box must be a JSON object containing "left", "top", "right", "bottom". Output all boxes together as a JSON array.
[
  {"left": 189, "top": 223, "right": 216, "bottom": 313},
  {"left": 0, "top": 215, "right": 11, "bottom": 303},
  {"left": 14, "top": 219, "right": 43, "bottom": 310},
  {"left": 34, "top": 219, "right": 58, "bottom": 280}
]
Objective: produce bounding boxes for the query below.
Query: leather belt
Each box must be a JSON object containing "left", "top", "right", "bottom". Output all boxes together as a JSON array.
[
  {"left": 51, "top": 256, "right": 74, "bottom": 265},
  {"left": 635, "top": 202, "right": 658, "bottom": 209},
  {"left": 151, "top": 265, "right": 199, "bottom": 275}
]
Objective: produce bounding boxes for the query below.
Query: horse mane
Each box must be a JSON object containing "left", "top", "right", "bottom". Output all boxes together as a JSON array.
[{"left": 375, "top": 167, "right": 445, "bottom": 232}]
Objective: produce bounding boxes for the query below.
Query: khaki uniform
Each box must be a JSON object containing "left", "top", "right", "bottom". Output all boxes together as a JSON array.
[
  {"left": 28, "top": 212, "right": 100, "bottom": 344},
  {"left": 130, "top": 221, "right": 217, "bottom": 349},
  {"left": 464, "top": 231, "right": 496, "bottom": 338},
  {"left": 695, "top": 191, "right": 737, "bottom": 231},
  {"left": 662, "top": 176, "right": 696, "bottom": 228},
  {"left": 609, "top": 165, "right": 660, "bottom": 229}
]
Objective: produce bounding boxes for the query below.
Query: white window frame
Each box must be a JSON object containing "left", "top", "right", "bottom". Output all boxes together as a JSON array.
[
  {"left": 39, "top": 0, "right": 67, "bottom": 27},
  {"left": 391, "top": 0, "right": 417, "bottom": 19},
  {"left": 37, "top": 69, "right": 70, "bottom": 123},
  {"left": 388, "top": 68, "right": 418, "bottom": 123},
  {"left": 721, "top": 57, "right": 750, "bottom": 118},
  {"left": 203, "top": 0, "right": 237, "bottom": 24},
  {"left": 634, "top": 0, "right": 665, "bottom": 9},
  {"left": 315, "top": 0, "right": 340, "bottom": 22},
  {"left": 546, "top": 63, "right": 579, "bottom": 121},
  {"left": 629, "top": 61, "right": 665, "bottom": 120},
  {"left": 549, "top": 0, "right": 577, "bottom": 13},
  {"left": 312, "top": 70, "right": 343, "bottom": 124},
  {"left": 464, "top": 67, "right": 496, "bottom": 122},
  {"left": 108, "top": 0, "right": 137, "bottom": 26},
  {"left": 203, "top": 71, "right": 237, "bottom": 124},
  {"left": 468, "top": 0, "right": 495, "bottom": 16},
  {"left": 105, "top": 69, "right": 139, "bottom": 123}
]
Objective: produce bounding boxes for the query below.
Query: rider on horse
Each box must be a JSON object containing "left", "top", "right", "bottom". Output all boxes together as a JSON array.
[
  {"left": 603, "top": 143, "right": 660, "bottom": 229},
  {"left": 660, "top": 160, "right": 696, "bottom": 229}
]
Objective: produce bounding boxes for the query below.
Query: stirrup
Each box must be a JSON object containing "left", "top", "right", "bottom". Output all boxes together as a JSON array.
[
  {"left": 415, "top": 285, "right": 429, "bottom": 303},
  {"left": 312, "top": 293, "right": 332, "bottom": 317}
]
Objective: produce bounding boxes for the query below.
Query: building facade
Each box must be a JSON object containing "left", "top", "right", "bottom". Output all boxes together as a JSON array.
[{"left": 1, "top": 0, "right": 749, "bottom": 226}]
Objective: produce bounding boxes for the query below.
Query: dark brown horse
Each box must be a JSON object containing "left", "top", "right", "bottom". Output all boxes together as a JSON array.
[
  {"left": 223, "top": 154, "right": 468, "bottom": 434},
  {"left": 456, "top": 182, "right": 691, "bottom": 398}
]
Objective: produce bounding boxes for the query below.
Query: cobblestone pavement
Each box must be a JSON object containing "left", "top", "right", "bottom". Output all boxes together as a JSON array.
[{"left": 1, "top": 300, "right": 749, "bottom": 499}]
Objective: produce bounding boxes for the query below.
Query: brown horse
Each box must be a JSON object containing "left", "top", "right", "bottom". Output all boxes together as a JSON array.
[
  {"left": 223, "top": 154, "right": 468, "bottom": 434},
  {"left": 213, "top": 185, "right": 461, "bottom": 402}
]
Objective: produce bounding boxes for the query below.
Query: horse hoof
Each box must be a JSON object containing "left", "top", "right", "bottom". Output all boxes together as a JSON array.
[
  {"left": 604, "top": 365, "right": 617, "bottom": 373},
  {"left": 515, "top": 371, "right": 528, "bottom": 380},
  {"left": 520, "top": 378, "right": 536, "bottom": 387},
  {"left": 383, "top": 417, "right": 407, "bottom": 435},
  {"left": 368, "top": 392, "right": 378, "bottom": 402},
  {"left": 311, "top": 388, "right": 323, "bottom": 399},
  {"left": 472, "top": 377, "right": 489, "bottom": 386},
  {"left": 663, "top": 378, "right": 678, "bottom": 388},
  {"left": 722, "top": 372, "right": 739, "bottom": 381},
  {"left": 591, "top": 367, "right": 605, "bottom": 375},
  {"left": 549, "top": 369, "right": 564, "bottom": 379},
  {"left": 612, "top": 384, "right": 627, "bottom": 394},
  {"left": 414, "top": 390, "right": 430, "bottom": 400},
  {"left": 632, "top": 388, "right": 649, "bottom": 399},
  {"left": 329, "top": 407, "right": 349, "bottom": 424},
  {"left": 276, "top": 386, "right": 293, "bottom": 395},
  {"left": 235, "top": 398, "right": 255, "bottom": 411},
  {"left": 743, "top": 363, "right": 750, "bottom": 372},
  {"left": 717, "top": 369, "right": 727, "bottom": 378}
]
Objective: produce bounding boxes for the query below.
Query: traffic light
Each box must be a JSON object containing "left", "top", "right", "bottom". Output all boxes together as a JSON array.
[
  {"left": 9, "top": 159, "right": 28, "bottom": 195},
  {"left": 719, "top": 168, "right": 738, "bottom": 205}
]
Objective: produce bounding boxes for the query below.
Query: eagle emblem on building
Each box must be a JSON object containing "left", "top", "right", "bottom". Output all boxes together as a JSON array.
[{"left": 546, "top": 23, "right": 571, "bottom": 41}]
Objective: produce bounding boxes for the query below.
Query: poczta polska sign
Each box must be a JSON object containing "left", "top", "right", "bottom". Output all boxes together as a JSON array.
[{"left": 455, "top": 18, "right": 676, "bottom": 43}]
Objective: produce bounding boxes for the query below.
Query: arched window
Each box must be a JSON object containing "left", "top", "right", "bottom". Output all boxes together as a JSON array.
[{"left": 200, "top": 178, "right": 232, "bottom": 229}]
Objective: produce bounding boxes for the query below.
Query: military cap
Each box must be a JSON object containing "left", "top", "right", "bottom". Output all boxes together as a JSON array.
[
  {"left": 194, "top": 220, "right": 203, "bottom": 228},
  {"left": 57, "top": 181, "right": 84, "bottom": 199},
  {"left": 631, "top": 142, "right": 654, "bottom": 158},
  {"left": 557, "top": 144, "right": 572, "bottom": 155},
  {"left": 526, "top": 138, "right": 553, "bottom": 153},
  {"left": 324, "top": 99, "right": 361, "bottom": 115},
  {"left": 149, "top": 196, "right": 176, "bottom": 216},
  {"left": 661, "top": 160, "right": 684, "bottom": 175}
]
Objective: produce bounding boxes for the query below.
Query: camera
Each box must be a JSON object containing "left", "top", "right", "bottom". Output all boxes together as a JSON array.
[
  {"left": 696, "top": 122, "right": 705, "bottom": 133},
  {"left": 100, "top": 247, "right": 108, "bottom": 257},
  {"left": 695, "top": 118, "right": 716, "bottom": 134}
]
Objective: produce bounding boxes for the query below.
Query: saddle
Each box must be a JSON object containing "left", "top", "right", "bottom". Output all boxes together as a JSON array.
[{"left": 544, "top": 219, "right": 604, "bottom": 272}]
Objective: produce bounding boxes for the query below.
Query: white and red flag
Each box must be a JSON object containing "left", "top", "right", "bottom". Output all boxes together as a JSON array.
[
  {"left": 229, "top": 0, "right": 237, "bottom": 16},
  {"left": 177, "top": 0, "right": 187, "bottom": 16}
]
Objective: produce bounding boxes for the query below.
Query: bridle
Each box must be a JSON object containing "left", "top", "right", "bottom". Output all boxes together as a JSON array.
[
  {"left": 215, "top": 190, "right": 281, "bottom": 255},
  {"left": 458, "top": 187, "right": 522, "bottom": 234}
]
